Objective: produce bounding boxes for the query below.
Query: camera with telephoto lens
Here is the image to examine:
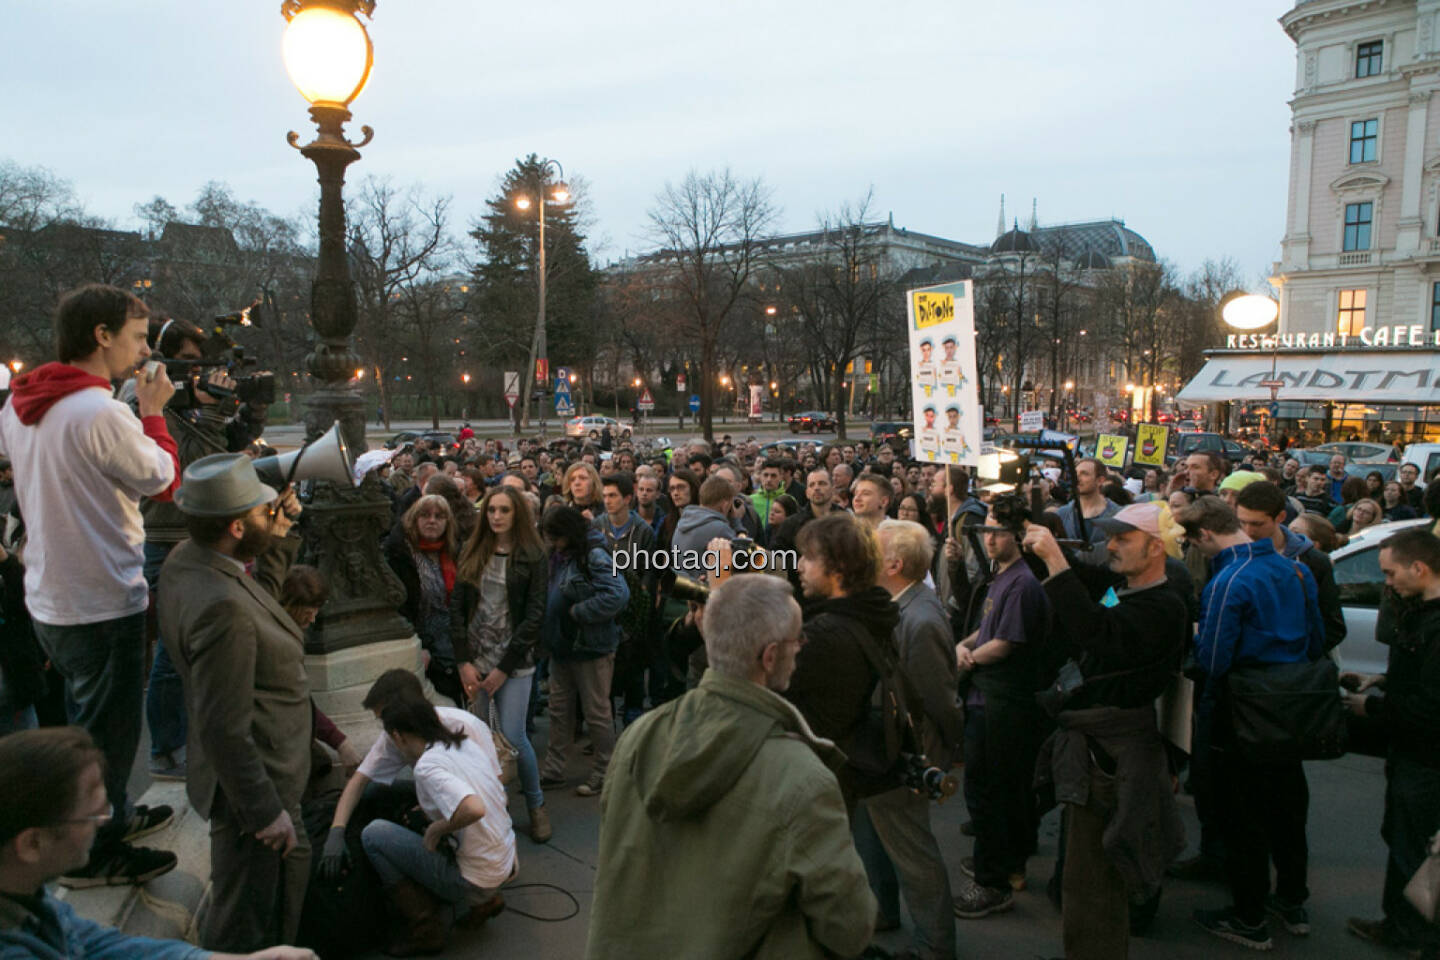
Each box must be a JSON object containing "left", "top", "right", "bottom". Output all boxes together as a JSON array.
[
  {"left": 670, "top": 576, "right": 710, "bottom": 605},
  {"left": 159, "top": 300, "right": 275, "bottom": 411},
  {"left": 901, "top": 753, "right": 958, "bottom": 803}
]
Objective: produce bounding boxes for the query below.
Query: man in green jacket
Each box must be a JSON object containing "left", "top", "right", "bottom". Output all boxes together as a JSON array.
[
  {"left": 586, "top": 573, "right": 876, "bottom": 960},
  {"left": 749, "top": 457, "right": 786, "bottom": 534}
]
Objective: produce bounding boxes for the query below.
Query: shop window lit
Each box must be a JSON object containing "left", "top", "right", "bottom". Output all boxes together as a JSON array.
[
  {"left": 1344, "top": 202, "right": 1373, "bottom": 251},
  {"left": 1356, "top": 40, "right": 1383, "bottom": 78},
  {"left": 1337, "top": 289, "right": 1367, "bottom": 336},
  {"left": 1432, "top": 283, "right": 1440, "bottom": 332},
  {"left": 1349, "top": 120, "right": 1378, "bottom": 163}
]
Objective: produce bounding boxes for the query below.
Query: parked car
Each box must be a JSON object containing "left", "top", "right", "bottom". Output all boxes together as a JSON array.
[
  {"left": 1332, "top": 517, "right": 1432, "bottom": 677},
  {"left": 787, "top": 410, "right": 836, "bottom": 434},
  {"left": 1309, "top": 441, "right": 1397, "bottom": 464},
  {"left": 869, "top": 421, "right": 913, "bottom": 449},
  {"left": 758, "top": 438, "right": 814, "bottom": 458},
  {"left": 1171, "top": 432, "right": 1247, "bottom": 464},
  {"left": 564, "top": 416, "right": 632, "bottom": 440},
  {"left": 386, "top": 430, "right": 459, "bottom": 453},
  {"left": 1402, "top": 442, "right": 1440, "bottom": 484},
  {"left": 1343, "top": 462, "right": 1397, "bottom": 483}
]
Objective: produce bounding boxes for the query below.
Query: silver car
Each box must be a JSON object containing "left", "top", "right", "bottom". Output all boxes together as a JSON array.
[
  {"left": 1330, "top": 517, "right": 1432, "bottom": 676},
  {"left": 564, "top": 416, "right": 632, "bottom": 440}
]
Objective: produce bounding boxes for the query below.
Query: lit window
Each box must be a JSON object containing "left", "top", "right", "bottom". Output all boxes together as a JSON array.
[
  {"left": 1337, "top": 289, "right": 1367, "bottom": 336},
  {"left": 1356, "top": 41, "right": 1383, "bottom": 78},
  {"left": 1343, "top": 202, "right": 1373, "bottom": 251},
  {"left": 1349, "top": 119, "right": 1378, "bottom": 163}
]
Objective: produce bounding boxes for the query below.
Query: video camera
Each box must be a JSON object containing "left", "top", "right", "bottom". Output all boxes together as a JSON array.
[
  {"left": 901, "top": 753, "right": 959, "bottom": 803},
  {"left": 154, "top": 299, "right": 276, "bottom": 411}
]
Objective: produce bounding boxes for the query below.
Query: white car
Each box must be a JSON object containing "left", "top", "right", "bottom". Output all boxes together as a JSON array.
[
  {"left": 1330, "top": 517, "right": 1433, "bottom": 676},
  {"left": 564, "top": 416, "right": 632, "bottom": 440},
  {"left": 1402, "top": 442, "right": 1440, "bottom": 484}
]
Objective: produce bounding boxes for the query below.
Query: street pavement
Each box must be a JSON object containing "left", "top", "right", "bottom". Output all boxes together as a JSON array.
[{"left": 349, "top": 712, "right": 1399, "bottom": 960}]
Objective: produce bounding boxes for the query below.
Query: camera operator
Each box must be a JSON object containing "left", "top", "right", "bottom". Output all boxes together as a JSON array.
[
  {"left": 132, "top": 315, "right": 239, "bottom": 782},
  {"left": 1023, "top": 503, "right": 1187, "bottom": 960}
]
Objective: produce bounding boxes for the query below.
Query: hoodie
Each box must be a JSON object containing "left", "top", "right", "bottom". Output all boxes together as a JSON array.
[
  {"left": 586, "top": 670, "right": 875, "bottom": 960},
  {"left": 1279, "top": 524, "right": 1347, "bottom": 650},
  {"left": 670, "top": 505, "right": 737, "bottom": 578},
  {"left": 0, "top": 363, "right": 179, "bottom": 626},
  {"left": 785, "top": 585, "right": 902, "bottom": 748}
]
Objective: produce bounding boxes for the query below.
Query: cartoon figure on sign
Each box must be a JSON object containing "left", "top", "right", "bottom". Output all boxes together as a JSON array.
[
  {"left": 942, "top": 405, "right": 969, "bottom": 463},
  {"left": 1102, "top": 439, "right": 1118, "bottom": 461},
  {"left": 1141, "top": 435, "right": 1157, "bottom": 459},
  {"left": 920, "top": 405, "right": 940, "bottom": 459},
  {"left": 939, "top": 335, "right": 966, "bottom": 396},
  {"left": 916, "top": 339, "right": 937, "bottom": 397}
]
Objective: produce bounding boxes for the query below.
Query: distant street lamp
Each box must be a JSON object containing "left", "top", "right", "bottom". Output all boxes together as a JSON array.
[
  {"left": 280, "top": 0, "right": 411, "bottom": 667},
  {"left": 514, "top": 158, "right": 569, "bottom": 430}
]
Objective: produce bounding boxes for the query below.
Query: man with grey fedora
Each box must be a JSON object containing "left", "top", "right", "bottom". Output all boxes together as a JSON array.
[{"left": 158, "top": 452, "right": 311, "bottom": 953}]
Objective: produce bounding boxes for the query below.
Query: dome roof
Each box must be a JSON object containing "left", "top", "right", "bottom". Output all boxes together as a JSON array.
[
  {"left": 1075, "top": 248, "right": 1111, "bottom": 270},
  {"left": 990, "top": 227, "right": 1041, "bottom": 255}
]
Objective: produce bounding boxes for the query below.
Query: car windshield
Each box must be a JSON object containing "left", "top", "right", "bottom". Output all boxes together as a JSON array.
[{"left": 1334, "top": 546, "right": 1383, "bottom": 608}]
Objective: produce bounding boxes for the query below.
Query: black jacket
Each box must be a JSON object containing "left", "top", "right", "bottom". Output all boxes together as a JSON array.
[
  {"left": 1295, "top": 544, "right": 1346, "bottom": 651},
  {"left": 449, "top": 545, "right": 548, "bottom": 675},
  {"left": 382, "top": 527, "right": 432, "bottom": 630},
  {"left": 1368, "top": 592, "right": 1440, "bottom": 768},
  {"left": 785, "top": 586, "right": 901, "bottom": 745},
  {"left": 1043, "top": 566, "right": 1187, "bottom": 711}
]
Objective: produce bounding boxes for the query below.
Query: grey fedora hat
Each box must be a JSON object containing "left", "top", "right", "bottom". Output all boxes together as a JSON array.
[{"left": 174, "top": 453, "right": 277, "bottom": 517}]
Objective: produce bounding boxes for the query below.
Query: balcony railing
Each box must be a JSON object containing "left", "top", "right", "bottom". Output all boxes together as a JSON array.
[{"left": 1338, "top": 251, "right": 1373, "bottom": 266}]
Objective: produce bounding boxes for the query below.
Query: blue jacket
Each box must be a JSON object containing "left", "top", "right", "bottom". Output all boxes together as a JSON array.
[
  {"left": 543, "top": 530, "right": 630, "bottom": 660},
  {"left": 1194, "top": 538, "right": 1324, "bottom": 683},
  {"left": 0, "top": 887, "right": 207, "bottom": 959}
]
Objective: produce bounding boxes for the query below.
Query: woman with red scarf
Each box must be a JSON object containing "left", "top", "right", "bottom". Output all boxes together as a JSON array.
[{"left": 385, "top": 495, "right": 465, "bottom": 705}]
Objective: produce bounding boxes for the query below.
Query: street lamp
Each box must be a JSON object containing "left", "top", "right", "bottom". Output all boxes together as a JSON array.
[
  {"left": 1219, "top": 290, "right": 1283, "bottom": 434},
  {"left": 280, "top": 0, "right": 411, "bottom": 672},
  {"left": 514, "top": 158, "right": 569, "bottom": 430}
]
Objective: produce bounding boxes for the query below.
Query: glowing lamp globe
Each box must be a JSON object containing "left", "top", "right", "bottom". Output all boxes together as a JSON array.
[
  {"left": 283, "top": 6, "right": 374, "bottom": 107},
  {"left": 1220, "top": 293, "right": 1279, "bottom": 332}
]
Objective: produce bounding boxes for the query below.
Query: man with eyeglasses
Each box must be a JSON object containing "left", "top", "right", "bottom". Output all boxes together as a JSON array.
[{"left": 0, "top": 726, "right": 314, "bottom": 959}]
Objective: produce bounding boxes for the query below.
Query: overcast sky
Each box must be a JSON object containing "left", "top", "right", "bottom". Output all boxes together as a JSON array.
[{"left": 4, "top": 1, "right": 1295, "bottom": 279}]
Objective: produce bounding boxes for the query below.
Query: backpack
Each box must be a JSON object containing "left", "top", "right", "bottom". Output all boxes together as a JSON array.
[{"left": 843, "top": 627, "right": 934, "bottom": 799}]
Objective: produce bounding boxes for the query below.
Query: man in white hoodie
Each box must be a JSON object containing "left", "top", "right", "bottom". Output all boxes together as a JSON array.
[{"left": 0, "top": 284, "right": 180, "bottom": 887}]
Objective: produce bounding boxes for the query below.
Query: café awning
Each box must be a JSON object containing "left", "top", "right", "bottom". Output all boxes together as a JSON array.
[{"left": 1177, "top": 350, "right": 1440, "bottom": 404}]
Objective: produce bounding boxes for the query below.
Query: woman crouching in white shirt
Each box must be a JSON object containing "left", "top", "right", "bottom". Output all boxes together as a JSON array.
[{"left": 363, "top": 696, "right": 517, "bottom": 956}]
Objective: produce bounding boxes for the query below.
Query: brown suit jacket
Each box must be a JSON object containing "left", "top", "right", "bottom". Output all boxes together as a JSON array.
[{"left": 158, "top": 535, "right": 310, "bottom": 833}]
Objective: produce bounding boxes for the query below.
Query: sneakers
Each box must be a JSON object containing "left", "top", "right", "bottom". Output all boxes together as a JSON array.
[
  {"left": 539, "top": 776, "right": 568, "bottom": 791},
  {"left": 1265, "top": 894, "right": 1310, "bottom": 935},
  {"left": 1167, "top": 853, "right": 1226, "bottom": 883},
  {"left": 959, "top": 856, "right": 1026, "bottom": 892},
  {"left": 575, "top": 775, "right": 604, "bottom": 797},
  {"left": 58, "top": 842, "right": 178, "bottom": 889},
  {"left": 953, "top": 881, "right": 1013, "bottom": 919},
  {"left": 1194, "top": 908, "right": 1274, "bottom": 951},
  {"left": 122, "top": 804, "right": 174, "bottom": 843},
  {"left": 148, "top": 752, "right": 186, "bottom": 782}
]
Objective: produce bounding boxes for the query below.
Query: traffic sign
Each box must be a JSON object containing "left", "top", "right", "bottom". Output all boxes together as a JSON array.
[
  {"left": 676, "top": 374, "right": 686, "bottom": 393},
  {"left": 639, "top": 387, "right": 654, "bottom": 412},
  {"left": 554, "top": 366, "right": 572, "bottom": 385},
  {"left": 556, "top": 396, "right": 574, "bottom": 416},
  {"left": 503, "top": 371, "right": 519, "bottom": 409},
  {"left": 554, "top": 378, "right": 571, "bottom": 399},
  {"left": 688, "top": 394, "right": 700, "bottom": 413}
]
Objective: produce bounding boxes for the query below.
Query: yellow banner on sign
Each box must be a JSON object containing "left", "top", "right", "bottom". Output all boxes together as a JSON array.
[
  {"left": 1133, "top": 423, "right": 1170, "bottom": 467},
  {"left": 912, "top": 291, "right": 955, "bottom": 330},
  {"left": 1097, "top": 434, "right": 1129, "bottom": 468}
]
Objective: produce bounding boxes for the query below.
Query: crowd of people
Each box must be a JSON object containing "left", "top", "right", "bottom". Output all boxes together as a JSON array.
[{"left": 0, "top": 283, "right": 1439, "bottom": 959}]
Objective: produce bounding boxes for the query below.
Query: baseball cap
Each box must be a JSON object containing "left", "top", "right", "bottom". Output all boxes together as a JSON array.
[
  {"left": 1218, "top": 470, "right": 1264, "bottom": 494},
  {"left": 1092, "top": 501, "right": 1167, "bottom": 539}
]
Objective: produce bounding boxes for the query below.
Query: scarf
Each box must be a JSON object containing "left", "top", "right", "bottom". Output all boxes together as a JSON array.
[{"left": 409, "top": 539, "right": 455, "bottom": 664}]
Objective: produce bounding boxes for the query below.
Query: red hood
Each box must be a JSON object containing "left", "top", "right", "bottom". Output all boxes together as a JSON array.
[{"left": 8, "top": 363, "right": 113, "bottom": 425}]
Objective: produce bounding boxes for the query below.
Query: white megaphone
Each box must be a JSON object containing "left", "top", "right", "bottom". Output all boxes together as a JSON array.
[{"left": 253, "top": 421, "right": 355, "bottom": 490}]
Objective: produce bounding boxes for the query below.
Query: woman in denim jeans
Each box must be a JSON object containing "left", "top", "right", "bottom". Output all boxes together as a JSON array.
[{"left": 452, "top": 487, "right": 550, "bottom": 842}]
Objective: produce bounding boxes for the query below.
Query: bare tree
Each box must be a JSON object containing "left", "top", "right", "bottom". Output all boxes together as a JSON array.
[
  {"left": 647, "top": 169, "right": 776, "bottom": 441},
  {"left": 347, "top": 177, "right": 452, "bottom": 428},
  {"left": 770, "top": 191, "right": 893, "bottom": 440}
]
